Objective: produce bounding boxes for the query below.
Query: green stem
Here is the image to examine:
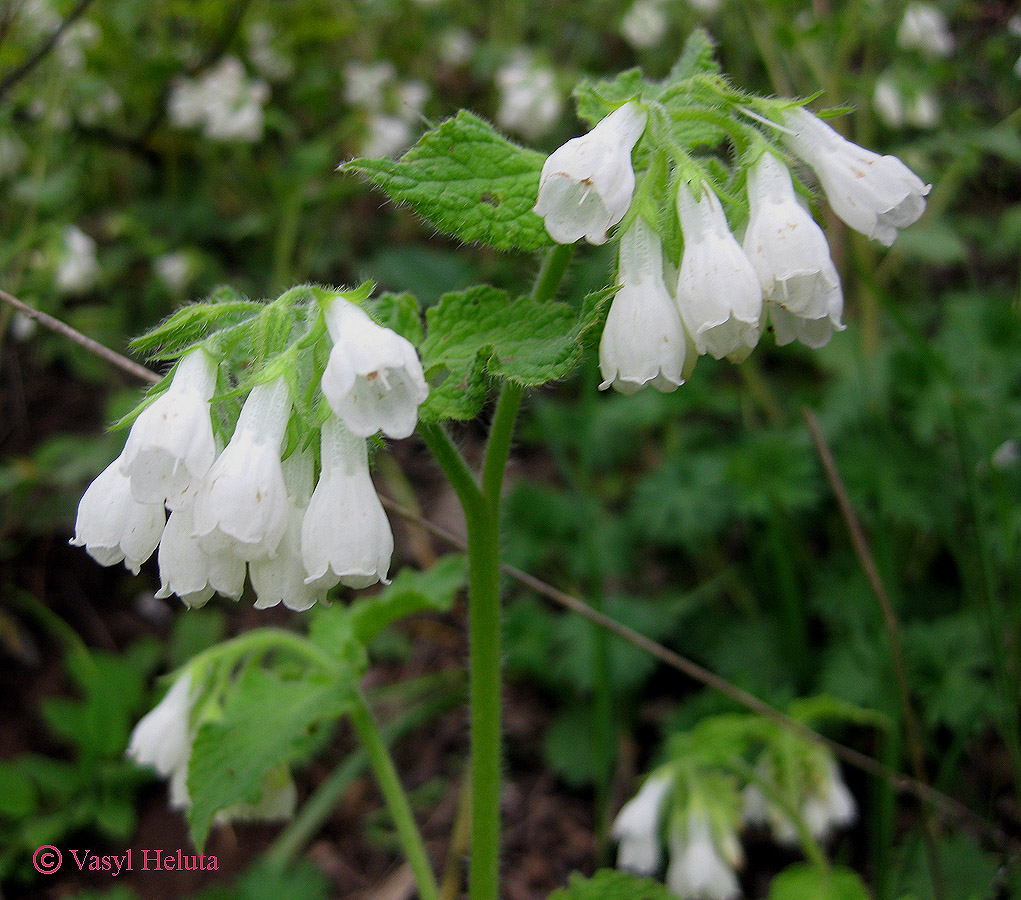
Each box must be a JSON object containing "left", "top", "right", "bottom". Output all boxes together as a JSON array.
[
  {"left": 349, "top": 690, "right": 441, "bottom": 900},
  {"left": 482, "top": 381, "right": 522, "bottom": 508}
]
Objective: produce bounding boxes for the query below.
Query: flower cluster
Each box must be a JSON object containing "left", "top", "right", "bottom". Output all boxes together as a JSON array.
[
  {"left": 611, "top": 741, "right": 856, "bottom": 899},
  {"left": 168, "top": 56, "right": 270, "bottom": 143},
  {"left": 344, "top": 61, "right": 431, "bottom": 158},
  {"left": 72, "top": 293, "right": 428, "bottom": 612},
  {"left": 532, "top": 100, "right": 930, "bottom": 394}
]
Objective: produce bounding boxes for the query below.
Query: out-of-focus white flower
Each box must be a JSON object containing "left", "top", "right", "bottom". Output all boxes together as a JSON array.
[
  {"left": 666, "top": 812, "right": 742, "bottom": 900},
  {"left": 155, "top": 502, "right": 246, "bottom": 608},
  {"left": 621, "top": 0, "right": 669, "bottom": 49},
  {"left": 908, "top": 91, "right": 940, "bottom": 128},
  {"left": 362, "top": 113, "right": 415, "bottom": 158},
  {"left": 320, "top": 296, "right": 428, "bottom": 439},
  {"left": 743, "top": 153, "right": 843, "bottom": 337},
  {"left": 17, "top": 0, "right": 60, "bottom": 35},
  {"left": 612, "top": 772, "right": 673, "bottom": 874},
  {"left": 302, "top": 416, "right": 393, "bottom": 591},
  {"left": 599, "top": 218, "right": 694, "bottom": 394},
  {"left": 397, "top": 80, "right": 429, "bottom": 121},
  {"left": 992, "top": 439, "right": 1020, "bottom": 471},
  {"left": 687, "top": 0, "right": 722, "bottom": 13},
  {"left": 155, "top": 251, "right": 196, "bottom": 294},
  {"left": 439, "top": 28, "right": 476, "bottom": 67},
  {"left": 873, "top": 77, "right": 906, "bottom": 128},
  {"left": 675, "top": 181, "right": 762, "bottom": 361},
  {"left": 742, "top": 748, "right": 856, "bottom": 847},
  {"left": 782, "top": 107, "right": 931, "bottom": 247},
  {"left": 120, "top": 349, "right": 218, "bottom": 509},
  {"left": 127, "top": 671, "right": 194, "bottom": 779},
  {"left": 534, "top": 102, "right": 647, "bottom": 245},
  {"left": 76, "top": 86, "right": 123, "bottom": 127},
  {"left": 250, "top": 451, "right": 329, "bottom": 611},
  {"left": 55, "top": 225, "right": 100, "bottom": 294},
  {"left": 192, "top": 378, "right": 291, "bottom": 560},
  {"left": 10, "top": 312, "right": 36, "bottom": 341},
  {"left": 71, "top": 453, "right": 165, "bottom": 574},
  {"left": 344, "top": 61, "right": 397, "bottom": 111},
  {"left": 897, "top": 3, "right": 954, "bottom": 57},
  {"left": 168, "top": 57, "right": 270, "bottom": 143},
  {"left": 495, "top": 52, "right": 563, "bottom": 141},
  {"left": 246, "top": 21, "right": 293, "bottom": 81}
]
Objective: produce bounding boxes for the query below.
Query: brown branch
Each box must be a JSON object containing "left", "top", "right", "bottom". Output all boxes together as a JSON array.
[
  {"left": 803, "top": 406, "right": 947, "bottom": 899},
  {"left": 0, "top": 289, "right": 159, "bottom": 384},
  {"left": 0, "top": 0, "right": 96, "bottom": 104},
  {"left": 377, "top": 492, "right": 1013, "bottom": 855}
]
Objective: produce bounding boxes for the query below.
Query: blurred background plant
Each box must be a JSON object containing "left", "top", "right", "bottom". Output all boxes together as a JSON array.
[{"left": 1, "top": 0, "right": 1019, "bottom": 898}]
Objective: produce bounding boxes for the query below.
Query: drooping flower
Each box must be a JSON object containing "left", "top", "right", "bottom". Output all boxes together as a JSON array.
[
  {"left": 71, "top": 453, "right": 166, "bottom": 574},
  {"left": 599, "top": 218, "right": 694, "bottom": 394},
  {"left": 781, "top": 107, "right": 931, "bottom": 247},
  {"left": 665, "top": 811, "right": 742, "bottom": 900},
  {"left": 897, "top": 2, "right": 955, "bottom": 58},
  {"left": 320, "top": 296, "right": 428, "bottom": 440},
  {"left": 191, "top": 378, "right": 291, "bottom": 560},
  {"left": 612, "top": 772, "right": 673, "bottom": 874},
  {"left": 250, "top": 450, "right": 330, "bottom": 611},
  {"left": 534, "top": 102, "right": 648, "bottom": 245},
  {"left": 127, "top": 670, "right": 194, "bottom": 780},
  {"left": 119, "top": 349, "right": 218, "bottom": 509},
  {"left": 155, "top": 501, "right": 246, "bottom": 608},
  {"left": 302, "top": 416, "right": 393, "bottom": 591},
  {"left": 742, "top": 153, "right": 844, "bottom": 344},
  {"left": 675, "top": 181, "right": 762, "bottom": 361}
]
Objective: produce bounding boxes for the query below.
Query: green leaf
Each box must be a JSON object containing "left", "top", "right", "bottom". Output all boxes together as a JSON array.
[
  {"left": 787, "top": 694, "right": 892, "bottom": 732},
  {"left": 364, "top": 292, "right": 423, "bottom": 345},
  {"left": 768, "top": 864, "right": 871, "bottom": 900},
  {"left": 341, "top": 111, "right": 553, "bottom": 252},
  {"left": 0, "top": 762, "right": 38, "bottom": 818},
  {"left": 236, "top": 861, "right": 330, "bottom": 900},
  {"left": 548, "top": 869, "right": 677, "bottom": 900},
  {"left": 573, "top": 69, "right": 646, "bottom": 128},
  {"left": 419, "top": 286, "right": 590, "bottom": 421},
  {"left": 187, "top": 668, "right": 353, "bottom": 848},
  {"left": 668, "top": 28, "right": 722, "bottom": 81}
]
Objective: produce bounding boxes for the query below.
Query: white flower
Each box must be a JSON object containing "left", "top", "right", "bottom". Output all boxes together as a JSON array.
[
  {"left": 155, "top": 502, "right": 246, "bottom": 608},
  {"left": 907, "top": 91, "right": 940, "bottom": 129},
  {"left": 439, "top": 28, "right": 475, "bottom": 67},
  {"left": 621, "top": 0, "right": 669, "bottom": 49},
  {"left": 55, "top": 225, "right": 100, "bottom": 294},
  {"left": 534, "top": 102, "right": 647, "bottom": 245},
  {"left": 802, "top": 756, "right": 857, "bottom": 841},
  {"left": 992, "top": 439, "right": 1020, "bottom": 471},
  {"left": 302, "top": 417, "right": 393, "bottom": 591},
  {"left": 495, "top": 52, "right": 563, "bottom": 141},
  {"left": 666, "top": 813, "right": 741, "bottom": 900},
  {"left": 782, "top": 107, "right": 931, "bottom": 247},
  {"left": 250, "top": 451, "right": 329, "bottom": 611},
  {"left": 127, "top": 671, "right": 194, "bottom": 778},
  {"left": 168, "top": 57, "right": 269, "bottom": 142},
  {"left": 675, "top": 181, "right": 762, "bottom": 361},
  {"left": 344, "top": 61, "right": 397, "bottom": 111},
  {"left": 320, "top": 296, "right": 428, "bottom": 439},
  {"left": 743, "top": 153, "right": 842, "bottom": 323},
  {"left": 192, "top": 378, "right": 291, "bottom": 560},
  {"left": 246, "top": 21, "right": 293, "bottom": 81},
  {"left": 71, "top": 453, "right": 165, "bottom": 574},
  {"left": 119, "top": 350, "right": 218, "bottom": 508},
  {"left": 599, "top": 218, "right": 694, "bottom": 394},
  {"left": 873, "top": 77, "right": 906, "bottom": 128},
  {"left": 897, "top": 3, "right": 954, "bottom": 57},
  {"left": 766, "top": 287, "right": 843, "bottom": 349},
  {"left": 362, "top": 113, "right": 415, "bottom": 158},
  {"left": 155, "top": 251, "right": 195, "bottom": 294},
  {"left": 612, "top": 772, "right": 673, "bottom": 874}
]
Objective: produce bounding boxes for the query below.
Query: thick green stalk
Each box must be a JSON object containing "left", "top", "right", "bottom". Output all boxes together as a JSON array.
[{"left": 349, "top": 690, "right": 441, "bottom": 900}]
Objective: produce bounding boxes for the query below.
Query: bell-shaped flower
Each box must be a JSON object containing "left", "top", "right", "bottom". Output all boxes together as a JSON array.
[
  {"left": 127, "top": 671, "right": 195, "bottom": 780},
  {"left": 250, "top": 450, "right": 329, "bottom": 611},
  {"left": 320, "top": 297, "right": 428, "bottom": 440},
  {"left": 802, "top": 755, "right": 857, "bottom": 841},
  {"left": 743, "top": 153, "right": 842, "bottom": 318},
  {"left": 599, "top": 218, "right": 695, "bottom": 394},
  {"left": 612, "top": 771, "right": 673, "bottom": 874},
  {"left": 534, "top": 102, "right": 647, "bottom": 245},
  {"left": 675, "top": 182, "right": 762, "bottom": 361},
  {"left": 666, "top": 811, "right": 742, "bottom": 900},
  {"left": 302, "top": 416, "right": 393, "bottom": 591},
  {"left": 119, "top": 349, "right": 218, "bottom": 509},
  {"left": 71, "top": 452, "right": 166, "bottom": 574},
  {"left": 192, "top": 378, "right": 291, "bottom": 560},
  {"left": 155, "top": 501, "right": 246, "bottom": 608},
  {"left": 766, "top": 286, "right": 844, "bottom": 350},
  {"left": 782, "top": 107, "right": 931, "bottom": 247}
]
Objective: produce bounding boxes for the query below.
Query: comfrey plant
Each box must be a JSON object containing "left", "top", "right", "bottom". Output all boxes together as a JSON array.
[{"left": 71, "top": 31, "right": 928, "bottom": 900}]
